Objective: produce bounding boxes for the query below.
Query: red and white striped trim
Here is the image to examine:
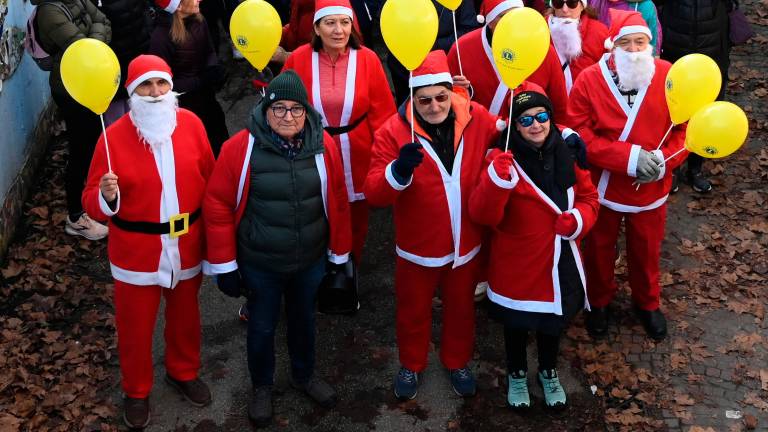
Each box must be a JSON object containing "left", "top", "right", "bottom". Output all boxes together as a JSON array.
[{"left": 314, "top": 6, "right": 353, "bottom": 22}]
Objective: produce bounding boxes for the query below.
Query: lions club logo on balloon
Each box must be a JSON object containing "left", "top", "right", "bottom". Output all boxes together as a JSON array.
[
  {"left": 237, "top": 36, "right": 248, "bottom": 48},
  {"left": 501, "top": 49, "right": 516, "bottom": 63}
]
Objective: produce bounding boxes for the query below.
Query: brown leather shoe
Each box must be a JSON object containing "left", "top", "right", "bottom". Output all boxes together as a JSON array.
[
  {"left": 165, "top": 375, "right": 212, "bottom": 407},
  {"left": 123, "top": 396, "right": 150, "bottom": 429}
]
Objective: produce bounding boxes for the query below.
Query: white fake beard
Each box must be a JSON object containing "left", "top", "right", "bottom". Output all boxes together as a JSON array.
[
  {"left": 549, "top": 16, "right": 582, "bottom": 61},
  {"left": 613, "top": 45, "right": 655, "bottom": 91},
  {"left": 128, "top": 91, "right": 179, "bottom": 151}
]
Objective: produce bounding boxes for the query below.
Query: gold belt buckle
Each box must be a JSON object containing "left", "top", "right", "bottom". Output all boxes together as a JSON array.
[{"left": 169, "top": 212, "right": 190, "bottom": 239}]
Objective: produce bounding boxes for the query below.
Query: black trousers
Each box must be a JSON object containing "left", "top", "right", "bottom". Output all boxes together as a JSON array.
[
  {"left": 504, "top": 327, "right": 561, "bottom": 374},
  {"left": 52, "top": 91, "right": 102, "bottom": 219}
]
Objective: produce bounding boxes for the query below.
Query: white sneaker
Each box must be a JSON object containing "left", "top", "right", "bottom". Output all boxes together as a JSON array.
[
  {"left": 232, "top": 46, "right": 245, "bottom": 60},
  {"left": 474, "top": 281, "right": 488, "bottom": 302},
  {"left": 65, "top": 213, "right": 108, "bottom": 240}
]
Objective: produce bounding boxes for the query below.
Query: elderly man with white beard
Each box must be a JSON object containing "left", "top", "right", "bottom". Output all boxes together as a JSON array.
[
  {"left": 567, "top": 9, "right": 688, "bottom": 342},
  {"left": 547, "top": 0, "right": 609, "bottom": 95},
  {"left": 82, "top": 55, "right": 215, "bottom": 429}
]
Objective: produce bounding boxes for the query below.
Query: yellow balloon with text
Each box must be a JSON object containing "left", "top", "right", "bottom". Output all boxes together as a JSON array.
[
  {"left": 685, "top": 102, "right": 748, "bottom": 159},
  {"left": 491, "top": 7, "right": 550, "bottom": 90},
  {"left": 230, "top": 0, "right": 282, "bottom": 71},
  {"left": 60, "top": 38, "right": 120, "bottom": 115},
  {"left": 381, "top": 0, "right": 438, "bottom": 70},
  {"left": 665, "top": 54, "right": 722, "bottom": 124},
  {"left": 436, "top": 0, "right": 462, "bottom": 10}
]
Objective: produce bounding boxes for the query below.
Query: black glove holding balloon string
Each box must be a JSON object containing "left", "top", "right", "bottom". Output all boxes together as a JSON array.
[{"left": 392, "top": 142, "right": 424, "bottom": 181}]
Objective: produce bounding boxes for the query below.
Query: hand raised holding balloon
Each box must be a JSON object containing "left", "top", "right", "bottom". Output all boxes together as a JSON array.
[{"left": 99, "top": 172, "right": 119, "bottom": 203}]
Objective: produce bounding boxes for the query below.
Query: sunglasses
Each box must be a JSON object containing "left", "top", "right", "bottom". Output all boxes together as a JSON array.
[
  {"left": 516, "top": 111, "right": 551, "bottom": 127},
  {"left": 416, "top": 93, "right": 450, "bottom": 106},
  {"left": 551, "top": 0, "right": 582, "bottom": 8}
]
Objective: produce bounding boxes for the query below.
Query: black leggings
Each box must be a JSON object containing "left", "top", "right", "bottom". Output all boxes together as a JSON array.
[{"left": 504, "top": 328, "right": 561, "bottom": 374}]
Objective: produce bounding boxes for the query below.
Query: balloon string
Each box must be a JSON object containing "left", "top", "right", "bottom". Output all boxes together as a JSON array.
[
  {"left": 660, "top": 146, "right": 687, "bottom": 168},
  {"left": 504, "top": 92, "right": 513, "bottom": 152},
  {"left": 409, "top": 71, "right": 415, "bottom": 143},
  {"left": 452, "top": 11, "right": 464, "bottom": 76},
  {"left": 636, "top": 122, "right": 676, "bottom": 190},
  {"left": 655, "top": 123, "right": 674, "bottom": 151},
  {"left": 100, "top": 114, "right": 112, "bottom": 173}
]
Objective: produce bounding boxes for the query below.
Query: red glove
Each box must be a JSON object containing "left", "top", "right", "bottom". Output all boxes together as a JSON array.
[
  {"left": 555, "top": 212, "right": 578, "bottom": 237},
  {"left": 492, "top": 152, "right": 514, "bottom": 180}
]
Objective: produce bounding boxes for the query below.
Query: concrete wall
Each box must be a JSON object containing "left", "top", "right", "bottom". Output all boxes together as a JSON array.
[{"left": 0, "top": 0, "right": 53, "bottom": 260}]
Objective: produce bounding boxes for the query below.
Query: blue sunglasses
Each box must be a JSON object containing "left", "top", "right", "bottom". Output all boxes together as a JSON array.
[{"left": 516, "top": 111, "right": 551, "bottom": 127}]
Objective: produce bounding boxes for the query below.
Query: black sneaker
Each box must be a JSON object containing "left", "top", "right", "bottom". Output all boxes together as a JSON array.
[
  {"left": 670, "top": 170, "right": 680, "bottom": 194},
  {"left": 685, "top": 170, "right": 712, "bottom": 193},
  {"left": 248, "top": 386, "right": 272, "bottom": 428},
  {"left": 585, "top": 307, "right": 609, "bottom": 339},
  {"left": 634, "top": 306, "right": 667, "bottom": 341}
]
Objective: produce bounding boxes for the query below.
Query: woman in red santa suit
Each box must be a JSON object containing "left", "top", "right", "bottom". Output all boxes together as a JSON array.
[
  {"left": 365, "top": 51, "right": 503, "bottom": 401},
  {"left": 470, "top": 90, "right": 598, "bottom": 409},
  {"left": 567, "top": 9, "right": 688, "bottom": 341},
  {"left": 283, "top": 0, "right": 396, "bottom": 264},
  {"left": 447, "top": 0, "right": 568, "bottom": 121},
  {"left": 546, "top": 0, "right": 609, "bottom": 94},
  {"left": 82, "top": 55, "right": 215, "bottom": 429}
]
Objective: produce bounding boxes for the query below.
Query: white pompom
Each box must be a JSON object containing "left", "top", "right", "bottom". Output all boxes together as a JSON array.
[
  {"left": 477, "top": 14, "right": 485, "bottom": 24},
  {"left": 496, "top": 119, "right": 507, "bottom": 131},
  {"left": 603, "top": 37, "right": 613, "bottom": 50}
]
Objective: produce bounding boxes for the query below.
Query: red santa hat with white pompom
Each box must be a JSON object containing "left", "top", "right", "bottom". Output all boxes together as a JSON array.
[
  {"left": 603, "top": 9, "right": 652, "bottom": 50},
  {"left": 476, "top": 0, "right": 524, "bottom": 25}
]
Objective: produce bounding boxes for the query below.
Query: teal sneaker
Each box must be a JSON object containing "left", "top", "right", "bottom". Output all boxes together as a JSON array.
[
  {"left": 538, "top": 369, "right": 567, "bottom": 409},
  {"left": 507, "top": 371, "right": 530, "bottom": 409}
]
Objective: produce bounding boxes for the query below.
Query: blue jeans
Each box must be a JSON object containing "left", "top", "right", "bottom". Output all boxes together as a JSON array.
[{"left": 239, "top": 258, "right": 326, "bottom": 388}]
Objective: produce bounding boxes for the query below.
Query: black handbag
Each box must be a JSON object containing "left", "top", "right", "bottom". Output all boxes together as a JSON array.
[
  {"left": 318, "top": 259, "right": 359, "bottom": 315},
  {"left": 729, "top": 0, "right": 754, "bottom": 45}
]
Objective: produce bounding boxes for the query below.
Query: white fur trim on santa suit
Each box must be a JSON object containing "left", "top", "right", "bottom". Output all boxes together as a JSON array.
[
  {"left": 314, "top": 6, "right": 353, "bottom": 22},
  {"left": 162, "top": 0, "right": 180, "bottom": 13},
  {"left": 126, "top": 71, "right": 173, "bottom": 96},
  {"left": 605, "top": 25, "right": 652, "bottom": 49},
  {"left": 484, "top": 0, "right": 523, "bottom": 24},
  {"left": 314, "top": 152, "right": 351, "bottom": 264},
  {"left": 627, "top": 144, "right": 642, "bottom": 177},
  {"left": 409, "top": 72, "right": 454, "bottom": 88},
  {"left": 487, "top": 159, "right": 519, "bottom": 189},
  {"left": 98, "top": 189, "right": 120, "bottom": 217},
  {"left": 204, "top": 259, "right": 237, "bottom": 275},
  {"left": 385, "top": 161, "right": 412, "bottom": 191},
  {"left": 561, "top": 208, "right": 583, "bottom": 241}
]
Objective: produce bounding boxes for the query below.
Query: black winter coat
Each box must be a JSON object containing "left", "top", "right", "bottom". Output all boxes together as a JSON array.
[
  {"left": 658, "top": 0, "right": 732, "bottom": 72},
  {"left": 97, "top": 0, "right": 152, "bottom": 98}
]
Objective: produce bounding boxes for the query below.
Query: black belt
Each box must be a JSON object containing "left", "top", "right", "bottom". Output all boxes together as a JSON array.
[
  {"left": 324, "top": 113, "right": 368, "bottom": 136},
  {"left": 111, "top": 208, "right": 201, "bottom": 238}
]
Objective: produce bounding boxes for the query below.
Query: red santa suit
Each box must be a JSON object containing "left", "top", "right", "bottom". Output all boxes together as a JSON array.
[
  {"left": 447, "top": 0, "right": 568, "bottom": 121},
  {"left": 282, "top": 1, "right": 396, "bottom": 261},
  {"left": 81, "top": 56, "right": 215, "bottom": 399},
  {"left": 548, "top": 14, "right": 609, "bottom": 94},
  {"left": 470, "top": 145, "right": 598, "bottom": 317},
  {"left": 567, "top": 12, "right": 688, "bottom": 311},
  {"left": 364, "top": 52, "right": 501, "bottom": 371},
  {"left": 203, "top": 129, "right": 352, "bottom": 273}
]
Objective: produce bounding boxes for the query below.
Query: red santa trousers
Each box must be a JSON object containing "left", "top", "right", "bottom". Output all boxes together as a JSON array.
[
  {"left": 395, "top": 256, "right": 479, "bottom": 372},
  {"left": 350, "top": 200, "right": 369, "bottom": 262},
  {"left": 584, "top": 204, "right": 667, "bottom": 311},
  {"left": 114, "top": 273, "right": 202, "bottom": 398}
]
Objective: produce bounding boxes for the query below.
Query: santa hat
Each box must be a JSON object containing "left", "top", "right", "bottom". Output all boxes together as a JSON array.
[
  {"left": 314, "top": 0, "right": 354, "bottom": 23},
  {"left": 603, "top": 9, "right": 652, "bottom": 49},
  {"left": 154, "top": 0, "right": 181, "bottom": 14},
  {"left": 125, "top": 55, "right": 174, "bottom": 96},
  {"left": 477, "top": 0, "right": 524, "bottom": 25},
  {"left": 409, "top": 50, "right": 453, "bottom": 89}
]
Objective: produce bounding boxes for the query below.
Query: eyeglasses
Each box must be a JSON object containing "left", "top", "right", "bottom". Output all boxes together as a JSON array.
[
  {"left": 416, "top": 93, "right": 450, "bottom": 106},
  {"left": 516, "top": 111, "right": 550, "bottom": 127},
  {"left": 270, "top": 105, "right": 306, "bottom": 118},
  {"left": 551, "top": 0, "right": 582, "bottom": 8}
]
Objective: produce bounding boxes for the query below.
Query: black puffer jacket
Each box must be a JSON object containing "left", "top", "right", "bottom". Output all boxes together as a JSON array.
[
  {"left": 97, "top": 0, "right": 152, "bottom": 98},
  {"left": 658, "top": 0, "right": 732, "bottom": 70},
  {"left": 32, "top": 0, "right": 112, "bottom": 98}
]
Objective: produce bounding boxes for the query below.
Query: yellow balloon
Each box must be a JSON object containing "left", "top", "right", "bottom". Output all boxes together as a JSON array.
[
  {"left": 436, "top": 0, "right": 462, "bottom": 10},
  {"left": 685, "top": 102, "right": 748, "bottom": 159},
  {"left": 665, "top": 54, "right": 722, "bottom": 124},
  {"left": 491, "top": 7, "right": 550, "bottom": 90},
  {"left": 60, "top": 38, "right": 120, "bottom": 115},
  {"left": 381, "top": 0, "right": 438, "bottom": 71},
  {"left": 230, "top": 0, "right": 281, "bottom": 71}
]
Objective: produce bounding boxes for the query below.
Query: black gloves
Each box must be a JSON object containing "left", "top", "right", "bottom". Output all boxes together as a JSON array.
[
  {"left": 216, "top": 270, "right": 243, "bottom": 298},
  {"left": 392, "top": 142, "right": 424, "bottom": 180},
  {"left": 564, "top": 133, "right": 589, "bottom": 169},
  {"left": 202, "top": 64, "right": 228, "bottom": 91}
]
